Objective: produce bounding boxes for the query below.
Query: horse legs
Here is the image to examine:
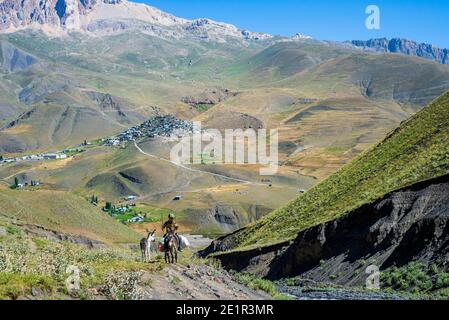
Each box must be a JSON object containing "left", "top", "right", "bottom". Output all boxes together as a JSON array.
[{"left": 167, "top": 248, "right": 173, "bottom": 264}]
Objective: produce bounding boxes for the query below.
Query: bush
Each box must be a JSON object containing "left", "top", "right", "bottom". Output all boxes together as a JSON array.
[
  {"left": 381, "top": 262, "right": 449, "bottom": 295},
  {"left": 232, "top": 272, "right": 292, "bottom": 300},
  {"left": 98, "top": 271, "right": 144, "bottom": 300},
  {"left": 435, "top": 273, "right": 449, "bottom": 289}
]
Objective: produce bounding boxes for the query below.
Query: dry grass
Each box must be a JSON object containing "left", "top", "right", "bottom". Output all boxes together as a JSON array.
[{"left": 2, "top": 124, "right": 33, "bottom": 135}]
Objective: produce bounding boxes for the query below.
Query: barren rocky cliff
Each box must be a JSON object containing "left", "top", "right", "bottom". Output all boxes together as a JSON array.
[
  {"left": 205, "top": 174, "right": 449, "bottom": 286},
  {"left": 351, "top": 38, "right": 449, "bottom": 65}
]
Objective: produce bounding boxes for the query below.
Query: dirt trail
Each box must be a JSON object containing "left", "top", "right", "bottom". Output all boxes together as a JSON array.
[
  {"left": 134, "top": 141, "right": 267, "bottom": 186},
  {"left": 140, "top": 263, "right": 271, "bottom": 300}
]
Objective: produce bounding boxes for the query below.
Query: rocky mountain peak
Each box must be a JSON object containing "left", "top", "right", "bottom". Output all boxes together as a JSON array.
[
  {"left": 0, "top": 0, "right": 273, "bottom": 42},
  {"left": 0, "top": 0, "right": 104, "bottom": 30},
  {"left": 350, "top": 38, "right": 449, "bottom": 65},
  {"left": 292, "top": 33, "right": 312, "bottom": 40}
]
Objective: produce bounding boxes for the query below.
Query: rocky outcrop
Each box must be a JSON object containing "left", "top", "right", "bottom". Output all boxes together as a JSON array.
[
  {"left": 2, "top": 107, "right": 37, "bottom": 130},
  {"left": 86, "top": 91, "right": 127, "bottom": 116},
  {"left": 0, "top": 0, "right": 99, "bottom": 30},
  {"left": 350, "top": 38, "right": 449, "bottom": 65},
  {"left": 191, "top": 204, "right": 272, "bottom": 235},
  {"left": 206, "top": 205, "right": 242, "bottom": 233},
  {"left": 181, "top": 89, "right": 236, "bottom": 106},
  {"left": 206, "top": 174, "right": 449, "bottom": 286}
]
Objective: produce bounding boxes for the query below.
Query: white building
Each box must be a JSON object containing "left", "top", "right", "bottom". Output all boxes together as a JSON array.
[{"left": 43, "top": 153, "right": 67, "bottom": 160}]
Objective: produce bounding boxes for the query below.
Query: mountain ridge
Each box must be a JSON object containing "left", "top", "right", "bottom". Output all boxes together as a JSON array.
[
  {"left": 0, "top": 0, "right": 274, "bottom": 41},
  {"left": 350, "top": 38, "right": 449, "bottom": 65}
]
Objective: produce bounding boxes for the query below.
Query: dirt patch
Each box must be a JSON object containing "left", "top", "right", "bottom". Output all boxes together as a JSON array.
[
  {"left": 35, "top": 157, "right": 73, "bottom": 170},
  {"left": 2, "top": 124, "right": 32, "bottom": 134}
]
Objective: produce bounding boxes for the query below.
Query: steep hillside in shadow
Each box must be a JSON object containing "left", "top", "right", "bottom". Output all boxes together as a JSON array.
[{"left": 211, "top": 174, "right": 449, "bottom": 287}]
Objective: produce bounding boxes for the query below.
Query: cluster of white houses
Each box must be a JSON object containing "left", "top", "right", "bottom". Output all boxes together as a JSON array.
[
  {"left": 104, "top": 115, "right": 194, "bottom": 146},
  {"left": 1, "top": 152, "right": 68, "bottom": 164}
]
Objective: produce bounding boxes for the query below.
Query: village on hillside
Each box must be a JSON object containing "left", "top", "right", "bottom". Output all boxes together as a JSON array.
[
  {"left": 0, "top": 114, "right": 194, "bottom": 165},
  {"left": 103, "top": 114, "right": 194, "bottom": 147}
]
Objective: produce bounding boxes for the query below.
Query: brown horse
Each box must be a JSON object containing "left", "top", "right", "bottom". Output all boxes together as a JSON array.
[{"left": 164, "top": 231, "right": 178, "bottom": 264}]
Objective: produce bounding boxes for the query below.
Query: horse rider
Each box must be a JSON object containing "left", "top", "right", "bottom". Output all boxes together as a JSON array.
[{"left": 162, "top": 213, "right": 182, "bottom": 251}]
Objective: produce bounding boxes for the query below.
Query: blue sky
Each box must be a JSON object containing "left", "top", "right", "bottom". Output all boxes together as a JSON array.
[{"left": 134, "top": 0, "right": 449, "bottom": 48}]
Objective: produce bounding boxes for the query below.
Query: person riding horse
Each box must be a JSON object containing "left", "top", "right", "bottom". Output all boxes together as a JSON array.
[{"left": 162, "top": 213, "right": 182, "bottom": 251}]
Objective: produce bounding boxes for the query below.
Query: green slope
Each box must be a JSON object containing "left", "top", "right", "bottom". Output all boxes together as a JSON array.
[
  {"left": 224, "top": 91, "right": 449, "bottom": 251},
  {"left": 221, "top": 40, "right": 348, "bottom": 80},
  {"left": 0, "top": 188, "right": 140, "bottom": 244}
]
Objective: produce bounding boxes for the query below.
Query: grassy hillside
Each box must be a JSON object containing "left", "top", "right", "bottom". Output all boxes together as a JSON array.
[
  {"left": 222, "top": 41, "right": 351, "bottom": 81},
  {"left": 0, "top": 187, "right": 140, "bottom": 244},
  {"left": 222, "top": 41, "right": 449, "bottom": 106},
  {"left": 0, "top": 32, "right": 266, "bottom": 153},
  {"left": 223, "top": 91, "right": 449, "bottom": 251},
  {"left": 204, "top": 42, "right": 449, "bottom": 178}
]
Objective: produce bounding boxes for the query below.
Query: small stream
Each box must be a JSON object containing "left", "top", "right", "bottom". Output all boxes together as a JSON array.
[{"left": 278, "top": 285, "right": 405, "bottom": 300}]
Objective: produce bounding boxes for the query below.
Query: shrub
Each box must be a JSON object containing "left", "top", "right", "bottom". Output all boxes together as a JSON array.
[
  {"left": 232, "top": 272, "right": 292, "bottom": 300},
  {"left": 381, "top": 262, "right": 449, "bottom": 296},
  {"left": 98, "top": 271, "right": 144, "bottom": 300}
]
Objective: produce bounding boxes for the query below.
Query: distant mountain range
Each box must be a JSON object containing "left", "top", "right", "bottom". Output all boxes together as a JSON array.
[
  {"left": 350, "top": 38, "right": 449, "bottom": 65},
  {"left": 2, "top": 1, "right": 446, "bottom": 67}
]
